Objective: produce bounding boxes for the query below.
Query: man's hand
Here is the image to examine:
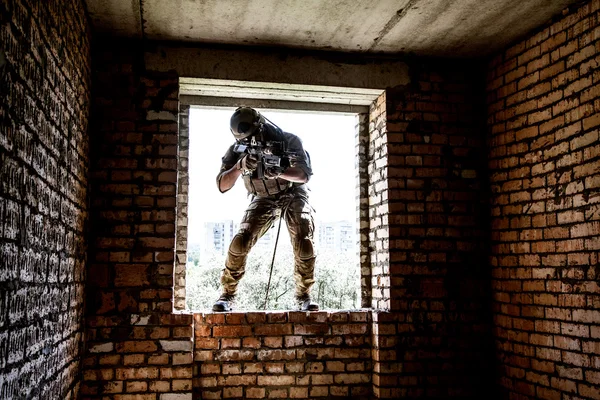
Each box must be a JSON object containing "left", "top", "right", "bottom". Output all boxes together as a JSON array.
[
  {"left": 264, "top": 167, "right": 282, "bottom": 180},
  {"left": 287, "top": 154, "right": 299, "bottom": 168},
  {"left": 237, "top": 154, "right": 258, "bottom": 173}
]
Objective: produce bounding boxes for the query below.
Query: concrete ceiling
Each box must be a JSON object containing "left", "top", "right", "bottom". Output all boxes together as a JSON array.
[{"left": 86, "top": 0, "right": 579, "bottom": 57}]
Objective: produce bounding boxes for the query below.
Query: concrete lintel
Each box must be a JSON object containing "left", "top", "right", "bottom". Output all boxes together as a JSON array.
[
  {"left": 145, "top": 44, "right": 410, "bottom": 90},
  {"left": 180, "top": 95, "right": 369, "bottom": 115},
  {"left": 180, "top": 78, "right": 382, "bottom": 106}
]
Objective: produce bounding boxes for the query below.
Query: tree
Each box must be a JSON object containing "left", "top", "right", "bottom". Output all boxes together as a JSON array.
[{"left": 186, "top": 245, "right": 361, "bottom": 311}]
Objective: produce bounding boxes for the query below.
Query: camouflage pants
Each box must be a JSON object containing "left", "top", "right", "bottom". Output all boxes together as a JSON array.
[{"left": 221, "top": 187, "right": 316, "bottom": 299}]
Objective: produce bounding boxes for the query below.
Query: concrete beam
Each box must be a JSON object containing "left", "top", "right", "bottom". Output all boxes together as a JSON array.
[
  {"left": 180, "top": 78, "right": 382, "bottom": 105},
  {"left": 145, "top": 44, "right": 410, "bottom": 90},
  {"left": 180, "top": 95, "right": 370, "bottom": 114}
]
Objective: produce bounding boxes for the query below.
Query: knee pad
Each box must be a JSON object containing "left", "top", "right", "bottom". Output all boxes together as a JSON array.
[
  {"left": 229, "top": 232, "right": 251, "bottom": 257},
  {"left": 296, "top": 237, "right": 315, "bottom": 261}
]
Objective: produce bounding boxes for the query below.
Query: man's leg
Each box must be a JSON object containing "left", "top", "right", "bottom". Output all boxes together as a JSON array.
[
  {"left": 284, "top": 193, "right": 318, "bottom": 311},
  {"left": 214, "top": 197, "right": 276, "bottom": 311}
]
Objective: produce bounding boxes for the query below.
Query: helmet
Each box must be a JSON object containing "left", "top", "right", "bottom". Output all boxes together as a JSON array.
[{"left": 230, "top": 107, "right": 263, "bottom": 140}]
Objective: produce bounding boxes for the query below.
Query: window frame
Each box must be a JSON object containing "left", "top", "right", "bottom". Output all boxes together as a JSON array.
[{"left": 174, "top": 95, "right": 377, "bottom": 311}]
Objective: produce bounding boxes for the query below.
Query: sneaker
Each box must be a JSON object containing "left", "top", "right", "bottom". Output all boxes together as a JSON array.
[
  {"left": 297, "top": 296, "right": 319, "bottom": 311},
  {"left": 212, "top": 294, "right": 235, "bottom": 312}
]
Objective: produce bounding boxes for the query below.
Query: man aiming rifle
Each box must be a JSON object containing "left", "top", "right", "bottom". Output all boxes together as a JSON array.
[{"left": 213, "top": 107, "right": 319, "bottom": 312}]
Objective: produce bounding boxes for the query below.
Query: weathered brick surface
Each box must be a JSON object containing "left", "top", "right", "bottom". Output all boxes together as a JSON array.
[
  {"left": 368, "top": 92, "right": 390, "bottom": 311},
  {"left": 357, "top": 112, "right": 372, "bottom": 308},
  {"left": 83, "top": 40, "right": 193, "bottom": 399},
  {"left": 83, "top": 41, "right": 380, "bottom": 399},
  {"left": 0, "top": 0, "right": 91, "bottom": 398},
  {"left": 84, "top": 42, "right": 495, "bottom": 398},
  {"left": 487, "top": 1, "right": 600, "bottom": 398},
  {"left": 194, "top": 311, "right": 372, "bottom": 399},
  {"left": 371, "top": 62, "right": 493, "bottom": 398},
  {"left": 174, "top": 106, "right": 189, "bottom": 310}
]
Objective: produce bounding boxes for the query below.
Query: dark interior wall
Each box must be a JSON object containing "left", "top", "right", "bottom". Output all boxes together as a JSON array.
[
  {"left": 83, "top": 37, "right": 502, "bottom": 398},
  {"left": 487, "top": 1, "right": 600, "bottom": 398},
  {"left": 5, "top": 2, "right": 595, "bottom": 397},
  {"left": 84, "top": 40, "right": 375, "bottom": 399},
  {"left": 373, "top": 61, "right": 495, "bottom": 398},
  {"left": 83, "top": 39, "right": 195, "bottom": 398},
  {"left": 0, "top": 0, "right": 90, "bottom": 398}
]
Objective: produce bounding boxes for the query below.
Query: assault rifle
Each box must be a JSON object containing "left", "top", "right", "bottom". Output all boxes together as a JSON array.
[{"left": 233, "top": 139, "right": 293, "bottom": 179}]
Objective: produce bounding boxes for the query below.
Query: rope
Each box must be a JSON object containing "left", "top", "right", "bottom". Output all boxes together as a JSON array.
[{"left": 262, "top": 212, "right": 284, "bottom": 310}]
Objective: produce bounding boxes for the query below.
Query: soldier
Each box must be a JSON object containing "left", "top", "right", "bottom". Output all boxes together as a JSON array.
[{"left": 212, "top": 107, "right": 319, "bottom": 312}]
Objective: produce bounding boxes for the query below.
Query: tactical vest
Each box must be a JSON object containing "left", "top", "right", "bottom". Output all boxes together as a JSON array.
[{"left": 243, "top": 176, "right": 293, "bottom": 197}]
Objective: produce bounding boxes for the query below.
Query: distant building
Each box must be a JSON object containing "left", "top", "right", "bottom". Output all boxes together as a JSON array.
[
  {"left": 200, "top": 219, "right": 356, "bottom": 258},
  {"left": 316, "top": 220, "right": 356, "bottom": 253},
  {"left": 201, "top": 220, "right": 283, "bottom": 259},
  {"left": 203, "top": 220, "right": 238, "bottom": 258}
]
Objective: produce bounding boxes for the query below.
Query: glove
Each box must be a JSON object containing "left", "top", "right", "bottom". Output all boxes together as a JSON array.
[
  {"left": 287, "top": 154, "right": 299, "bottom": 168},
  {"left": 237, "top": 154, "right": 258, "bottom": 173},
  {"left": 264, "top": 167, "right": 282, "bottom": 180}
]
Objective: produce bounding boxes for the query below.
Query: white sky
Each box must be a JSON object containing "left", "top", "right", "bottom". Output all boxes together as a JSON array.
[{"left": 187, "top": 107, "right": 357, "bottom": 244}]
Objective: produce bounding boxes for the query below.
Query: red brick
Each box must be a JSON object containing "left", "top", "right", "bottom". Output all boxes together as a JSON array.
[
  {"left": 254, "top": 324, "right": 292, "bottom": 336},
  {"left": 554, "top": 336, "right": 581, "bottom": 351},
  {"left": 527, "top": 54, "right": 550, "bottom": 74},
  {"left": 221, "top": 338, "right": 241, "bottom": 349},
  {"left": 311, "top": 374, "right": 334, "bottom": 385},
  {"left": 565, "top": 76, "right": 593, "bottom": 97},
  {"left": 242, "top": 337, "right": 261, "bottom": 348},
  {"left": 246, "top": 388, "right": 266, "bottom": 398},
  {"left": 310, "top": 387, "right": 329, "bottom": 397},
  {"left": 243, "top": 363, "right": 263, "bottom": 374},
  {"left": 115, "top": 367, "right": 159, "bottom": 380},
  {"left": 223, "top": 387, "right": 243, "bottom": 398},
  {"left": 506, "top": 66, "right": 527, "bottom": 83},
  {"left": 263, "top": 337, "right": 283, "bottom": 348},
  {"left": 563, "top": 351, "right": 591, "bottom": 367},
  {"left": 537, "top": 386, "right": 561, "bottom": 400},
  {"left": 289, "top": 387, "right": 308, "bottom": 398},
  {"left": 519, "top": 46, "right": 541, "bottom": 66},
  {"left": 266, "top": 389, "right": 288, "bottom": 398},
  {"left": 264, "top": 362, "right": 285, "bottom": 374},
  {"left": 160, "top": 366, "right": 192, "bottom": 379},
  {"left": 517, "top": 71, "right": 540, "bottom": 90},
  {"left": 572, "top": 309, "right": 600, "bottom": 323},
  {"left": 256, "top": 375, "right": 295, "bottom": 386},
  {"left": 562, "top": 322, "right": 589, "bottom": 337},
  {"left": 217, "top": 375, "right": 256, "bottom": 386},
  {"left": 579, "top": 383, "right": 600, "bottom": 400},
  {"left": 540, "top": 61, "right": 566, "bottom": 80},
  {"left": 213, "top": 325, "right": 252, "bottom": 337},
  {"left": 225, "top": 313, "right": 247, "bottom": 324},
  {"left": 566, "top": 44, "right": 596, "bottom": 68},
  {"left": 583, "top": 113, "right": 600, "bottom": 130}
]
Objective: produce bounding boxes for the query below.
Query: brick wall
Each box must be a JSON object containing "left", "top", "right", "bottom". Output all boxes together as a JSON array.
[
  {"left": 373, "top": 62, "right": 494, "bottom": 398},
  {"left": 174, "top": 105, "right": 190, "bottom": 310},
  {"left": 83, "top": 40, "right": 194, "bottom": 399},
  {"left": 194, "top": 311, "right": 372, "bottom": 399},
  {"left": 368, "top": 92, "right": 391, "bottom": 311},
  {"left": 83, "top": 41, "right": 378, "bottom": 398},
  {"left": 356, "top": 111, "right": 372, "bottom": 308},
  {"left": 0, "top": 0, "right": 90, "bottom": 398},
  {"left": 84, "top": 37, "right": 498, "bottom": 399},
  {"left": 487, "top": 1, "right": 600, "bottom": 398}
]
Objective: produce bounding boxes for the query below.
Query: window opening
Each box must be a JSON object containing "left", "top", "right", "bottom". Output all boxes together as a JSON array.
[{"left": 184, "top": 107, "right": 360, "bottom": 311}]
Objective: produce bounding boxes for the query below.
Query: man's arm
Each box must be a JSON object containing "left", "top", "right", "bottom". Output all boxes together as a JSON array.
[
  {"left": 217, "top": 165, "right": 243, "bottom": 192},
  {"left": 278, "top": 166, "right": 308, "bottom": 183},
  {"left": 216, "top": 144, "right": 241, "bottom": 193}
]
